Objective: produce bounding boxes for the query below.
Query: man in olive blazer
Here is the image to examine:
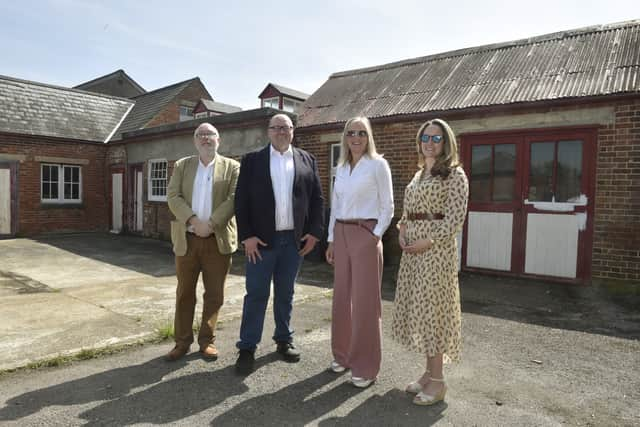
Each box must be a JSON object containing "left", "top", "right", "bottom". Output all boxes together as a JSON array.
[{"left": 166, "top": 122, "right": 240, "bottom": 361}]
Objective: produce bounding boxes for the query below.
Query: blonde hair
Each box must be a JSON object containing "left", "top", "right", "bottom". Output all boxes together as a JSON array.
[
  {"left": 416, "top": 118, "right": 461, "bottom": 178},
  {"left": 338, "top": 116, "right": 379, "bottom": 166}
]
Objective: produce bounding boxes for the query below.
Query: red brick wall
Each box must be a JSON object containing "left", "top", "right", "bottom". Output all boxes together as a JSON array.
[
  {"left": 296, "top": 100, "right": 640, "bottom": 282},
  {"left": 0, "top": 134, "right": 108, "bottom": 235},
  {"left": 592, "top": 99, "right": 640, "bottom": 282},
  {"left": 146, "top": 81, "right": 211, "bottom": 128}
]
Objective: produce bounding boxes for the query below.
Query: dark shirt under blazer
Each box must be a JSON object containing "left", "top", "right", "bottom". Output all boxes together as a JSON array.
[{"left": 235, "top": 144, "right": 324, "bottom": 248}]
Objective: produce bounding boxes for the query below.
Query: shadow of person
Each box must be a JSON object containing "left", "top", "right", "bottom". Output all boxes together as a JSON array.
[
  {"left": 318, "top": 388, "right": 447, "bottom": 426},
  {"left": 210, "top": 369, "right": 361, "bottom": 426},
  {"left": 79, "top": 362, "right": 251, "bottom": 425},
  {"left": 0, "top": 355, "right": 188, "bottom": 421}
]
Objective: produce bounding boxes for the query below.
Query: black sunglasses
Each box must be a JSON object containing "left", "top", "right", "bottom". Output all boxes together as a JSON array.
[{"left": 420, "top": 134, "right": 443, "bottom": 144}]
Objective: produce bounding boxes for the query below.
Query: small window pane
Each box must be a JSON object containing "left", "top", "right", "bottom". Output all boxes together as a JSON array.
[
  {"left": 470, "top": 145, "right": 491, "bottom": 202},
  {"left": 51, "top": 183, "right": 58, "bottom": 199},
  {"left": 557, "top": 140, "right": 583, "bottom": 202},
  {"left": 50, "top": 166, "right": 58, "bottom": 181},
  {"left": 529, "top": 142, "right": 554, "bottom": 201},
  {"left": 64, "top": 183, "right": 71, "bottom": 199},
  {"left": 42, "top": 182, "right": 50, "bottom": 199},
  {"left": 73, "top": 168, "right": 79, "bottom": 181},
  {"left": 493, "top": 144, "right": 516, "bottom": 201},
  {"left": 43, "top": 166, "right": 50, "bottom": 181},
  {"left": 331, "top": 145, "right": 341, "bottom": 168},
  {"left": 64, "top": 167, "right": 71, "bottom": 181}
]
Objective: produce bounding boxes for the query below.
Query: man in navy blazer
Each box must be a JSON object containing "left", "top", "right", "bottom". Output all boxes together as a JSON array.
[{"left": 234, "top": 113, "right": 324, "bottom": 374}]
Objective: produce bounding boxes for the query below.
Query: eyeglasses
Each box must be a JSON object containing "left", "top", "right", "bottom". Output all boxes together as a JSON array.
[
  {"left": 346, "top": 130, "right": 368, "bottom": 137},
  {"left": 268, "top": 125, "right": 294, "bottom": 132},
  {"left": 420, "top": 134, "right": 443, "bottom": 144},
  {"left": 196, "top": 132, "right": 218, "bottom": 139}
]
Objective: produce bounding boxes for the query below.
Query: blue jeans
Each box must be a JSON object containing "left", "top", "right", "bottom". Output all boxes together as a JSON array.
[{"left": 237, "top": 231, "right": 302, "bottom": 351}]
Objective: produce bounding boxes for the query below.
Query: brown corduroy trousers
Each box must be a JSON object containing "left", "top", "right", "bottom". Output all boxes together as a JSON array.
[{"left": 174, "top": 233, "right": 231, "bottom": 349}]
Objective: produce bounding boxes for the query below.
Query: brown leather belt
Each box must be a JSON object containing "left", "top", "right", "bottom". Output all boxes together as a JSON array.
[
  {"left": 336, "top": 218, "right": 378, "bottom": 236},
  {"left": 187, "top": 231, "right": 215, "bottom": 238},
  {"left": 407, "top": 212, "right": 445, "bottom": 221}
]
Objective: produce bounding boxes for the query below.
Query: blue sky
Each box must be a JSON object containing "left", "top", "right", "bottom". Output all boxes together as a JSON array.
[{"left": 1, "top": 0, "right": 637, "bottom": 109}]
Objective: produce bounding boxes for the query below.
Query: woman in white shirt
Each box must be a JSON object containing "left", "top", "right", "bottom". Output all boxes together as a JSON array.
[{"left": 325, "top": 116, "right": 394, "bottom": 388}]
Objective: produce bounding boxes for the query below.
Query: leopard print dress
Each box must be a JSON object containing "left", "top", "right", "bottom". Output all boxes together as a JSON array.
[{"left": 391, "top": 166, "right": 469, "bottom": 362}]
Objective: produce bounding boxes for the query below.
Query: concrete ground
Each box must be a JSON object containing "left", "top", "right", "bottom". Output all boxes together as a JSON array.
[{"left": 0, "top": 233, "right": 639, "bottom": 426}]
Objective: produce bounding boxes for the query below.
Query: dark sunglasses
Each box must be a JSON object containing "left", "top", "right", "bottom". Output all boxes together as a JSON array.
[
  {"left": 420, "top": 134, "right": 443, "bottom": 144},
  {"left": 346, "top": 130, "right": 368, "bottom": 137}
]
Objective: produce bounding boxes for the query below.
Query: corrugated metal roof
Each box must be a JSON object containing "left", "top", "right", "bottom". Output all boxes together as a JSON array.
[
  {"left": 0, "top": 75, "right": 133, "bottom": 143},
  {"left": 298, "top": 20, "right": 640, "bottom": 128}
]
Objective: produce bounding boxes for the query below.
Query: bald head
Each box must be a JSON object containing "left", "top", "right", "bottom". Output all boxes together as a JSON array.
[{"left": 193, "top": 122, "right": 219, "bottom": 162}]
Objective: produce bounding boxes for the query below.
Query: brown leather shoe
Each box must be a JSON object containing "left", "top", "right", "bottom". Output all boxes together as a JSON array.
[
  {"left": 166, "top": 345, "right": 189, "bottom": 361},
  {"left": 199, "top": 344, "right": 219, "bottom": 360}
]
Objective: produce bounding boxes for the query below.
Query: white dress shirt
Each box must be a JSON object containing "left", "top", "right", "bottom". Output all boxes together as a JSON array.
[
  {"left": 188, "top": 157, "right": 215, "bottom": 231},
  {"left": 270, "top": 144, "right": 295, "bottom": 231},
  {"left": 328, "top": 155, "right": 394, "bottom": 242}
]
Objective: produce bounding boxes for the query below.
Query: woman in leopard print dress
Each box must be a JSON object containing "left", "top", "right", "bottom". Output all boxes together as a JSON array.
[{"left": 391, "top": 118, "right": 469, "bottom": 406}]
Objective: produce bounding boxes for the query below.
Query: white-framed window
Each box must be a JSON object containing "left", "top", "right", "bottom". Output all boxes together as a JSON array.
[
  {"left": 148, "top": 159, "right": 168, "bottom": 202},
  {"left": 262, "top": 97, "right": 279, "bottom": 109},
  {"left": 41, "top": 164, "right": 82, "bottom": 203},
  {"left": 329, "top": 143, "right": 341, "bottom": 206},
  {"left": 179, "top": 105, "right": 193, "bottom": 121},
  {"left": 194, "top": 111, "right": 208, "bottom": 119},
  {"left": 283, "top": 98, "right": 303, "bottom": 113}
]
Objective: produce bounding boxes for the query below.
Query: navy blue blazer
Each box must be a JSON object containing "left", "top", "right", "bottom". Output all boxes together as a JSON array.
[{"left": 235, "top": 144, "right": 324, "bottom": 248}]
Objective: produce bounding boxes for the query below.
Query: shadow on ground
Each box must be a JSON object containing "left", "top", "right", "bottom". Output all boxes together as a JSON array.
[{"left": 34, "top": 233, "right": 176, "bottom": 278}]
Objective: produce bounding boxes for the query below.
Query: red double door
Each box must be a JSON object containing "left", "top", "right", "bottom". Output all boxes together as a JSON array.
[{"left": 461, "top": 127, "right": 596, "bottom": 283}]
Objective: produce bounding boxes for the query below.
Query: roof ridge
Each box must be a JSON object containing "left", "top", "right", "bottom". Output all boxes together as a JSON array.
[
  {"left": 331, "top": 19, "right": 640, "bottom": 79},
  {"left": 0, "top": 74, "right": 134, "bottom": 103},
  {"left": 131, "top": 77, "right": 200, "bottom": 99}
]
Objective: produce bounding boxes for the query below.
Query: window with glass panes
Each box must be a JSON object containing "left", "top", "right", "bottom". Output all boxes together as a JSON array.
[
  {"left": 469, "top": 144, "right": 516, "bottom": 202},
  {"left": 41, "top": 164, "right": 81, "bottom": 203},
  {"left": 148, "top": 159, "right": 168, "bottom": 201},
  {"left": 329, "top": 143, "right": 341, "bottom": 205},
  {"left": 528, "top": 140, "right": 583, "bottom": 202}
]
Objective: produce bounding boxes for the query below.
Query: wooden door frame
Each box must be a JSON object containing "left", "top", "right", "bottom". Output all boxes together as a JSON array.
[
  {"left": 0, "top": 162, "right": 18, "bottom": 237},
  {"left": 459, "top": 125, "right": 598, "bottom": 283},
  {"left": 109, "top": 166, "right": 125, "bottom": 232}
]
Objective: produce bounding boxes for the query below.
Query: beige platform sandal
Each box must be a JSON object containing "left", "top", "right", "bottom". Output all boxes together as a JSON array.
[{"left": 413, "top": 377, "right": 447, "bottom": 406}]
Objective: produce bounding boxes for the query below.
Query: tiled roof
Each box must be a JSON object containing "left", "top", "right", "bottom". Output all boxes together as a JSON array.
[
  {"left": 113, "top": 78, "right": 200, "bottom": 139},
  {"left": 0, "top": 75, "right": 133, "bottom": 143},
  {"left": 74, "top": 69, "right": 146, "bottom": 97},
  {"left": 298, "top": 20, "right": 640, "bottom": 128},
  {"left": 262, "top": 83, "right": 309, "bottom": 101},
  {"left": 201, "top": 99, "right": 242, "bottom": 114}
]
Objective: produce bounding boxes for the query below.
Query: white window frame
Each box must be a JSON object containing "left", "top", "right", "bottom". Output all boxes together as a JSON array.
[
  {"left": 282, "top": 97, "right": 303, "bottom": 113},
  {"left": 148, "top": 159, "right": 168, "bottom": 202},
  {"left": 262, "top": 97, "right": 279, "bottom": 109},
  {"left": 179, "top": 105, "right": 193, "bottom": 121},
  {"left": 329, "top": 143, "right": 341, "bottom": 206},
  {"left": 194, "top": 111, "right": 208, "bottom": 119},
  {"left": 41, "top": 163, "right": 82, "bottom": 204}
]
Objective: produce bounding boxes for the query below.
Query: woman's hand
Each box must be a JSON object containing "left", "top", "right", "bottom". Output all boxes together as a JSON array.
[
  {"left": 403, "top": 238, "right": 434, "bottom": 254},
  {"left": 325, "top": 242, "right": 334, "bottom": 265}
]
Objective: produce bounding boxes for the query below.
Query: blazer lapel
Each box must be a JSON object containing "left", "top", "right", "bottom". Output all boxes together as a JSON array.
[
  {"left": 211, "top": 155, "right": 224, "bottom": 211},
  {"left": 183, "top": 156, "right": 199, "bottom": 205}
]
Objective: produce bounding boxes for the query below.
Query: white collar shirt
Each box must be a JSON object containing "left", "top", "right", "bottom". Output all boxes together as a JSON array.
[
  {"left": 328, "top": 155, "right": 394, "bottom": 242},
  {"left": 189, "top": 156, "right": 215, "bottom": 231},
  {"left": 270, "top": 144, "right": 295, "bottom": 231}
]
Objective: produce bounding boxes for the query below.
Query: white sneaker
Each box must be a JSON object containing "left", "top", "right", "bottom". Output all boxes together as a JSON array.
[
  {"left": 330, "top": 360, "right": 346, "bottom": 373},
  {"left": 351, "top": 376, "right": 375, "bottom": 388}
]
